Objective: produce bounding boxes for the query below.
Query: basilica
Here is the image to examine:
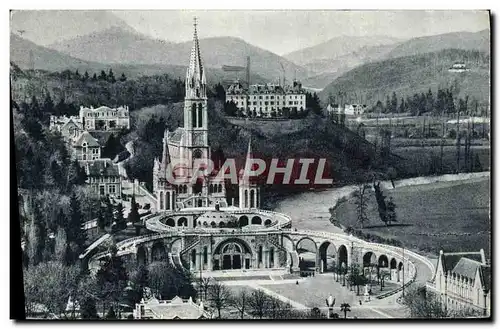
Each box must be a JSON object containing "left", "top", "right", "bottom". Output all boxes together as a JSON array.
[{"left": 152, "top": 19, "right": 259, "bottom": 212}]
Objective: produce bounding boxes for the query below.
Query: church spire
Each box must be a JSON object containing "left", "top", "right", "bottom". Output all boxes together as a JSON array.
[
  {"left": 185, "top": 16, "right": 206, "bottom": 99},
  {"left": 242, "top": 136, "right": 253, "bottom": 179}
]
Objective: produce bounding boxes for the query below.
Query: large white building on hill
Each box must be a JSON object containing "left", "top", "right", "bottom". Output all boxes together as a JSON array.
[{"left": 226, "top": 80, "right": 307, "bottom": 118}]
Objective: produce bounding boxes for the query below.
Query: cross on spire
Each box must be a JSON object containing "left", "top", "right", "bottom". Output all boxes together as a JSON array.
[{"left": 193, "top": 16, "right": 198, "bottom": 32}]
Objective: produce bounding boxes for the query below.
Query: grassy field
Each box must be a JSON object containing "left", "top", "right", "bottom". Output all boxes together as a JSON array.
[{"left": 336, "top": 178, "right": 490, "bottom": 258}]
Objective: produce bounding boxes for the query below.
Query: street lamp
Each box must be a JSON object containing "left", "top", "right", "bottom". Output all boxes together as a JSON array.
[{"left": 325, "top": 294, "right": 336, "bottom": 319}]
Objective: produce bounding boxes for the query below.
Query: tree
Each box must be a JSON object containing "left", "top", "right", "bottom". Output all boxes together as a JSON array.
[
  {"left": 399, "top": 98, "right": 406, "bottom": 113},
  {"left": 54, "top": 227, "right": 68, "bottom": 263},
  {"left": 23, "top": 262, "right": 80, "bottom": 318},
  {"left": 67, "top": 192, "right": 87, "bottom": 255},
  {"left": 208, "top": 281, "right": 232, "bottom": 318},
  {"left": 128, "top": 195, "right": 141, "bottom": 235},
  {"left": 147, "top": 261, "right": 196, "bottom": 300},
  {"left": 373, "top": 181, "right": 388, "bottom": 226},
  {"left": 114, "top": 203, "right": 126, "bottom": 231},
  {"left": 391, "top": 92, "right": 398, "bottom": 113},
  {"left": 96, "top": 245, "right": 128, "bottom": 316},
  {"left": 198, "top": 277, "right": 212, "bottom": 301},
  {"left": 91, "top": 73, "right": 98, "bottom": 81},
  {"left": 328, "top": 196, "right": 347, "bottom": 225},
  {"left": 230, "top": 288, "right": 249, "bottom": 319},
  {"left": 97, "top": 205, "right": 106, "bottom": 231},
  {"left": 108, "top": 69, "right": 116, "bottom": 83},
  {"left": 80, "top": 296, "right": 99, "bottom": 319},
  {"left": 103, "top": 196, "right": 114, "bottom": 228},
  {"left": 425, "top": 88, "right": 434, "bottom": 113},
  {"left": 83, "top": 71, "right": 90, "bottom": 82},
  {"left": 353, "top": 184, "right": 370, "bottom": 228},
  {"left": 401, "top": 285, "right": 449, "bottom": 318},
  {"left": 340, "top": 303, "right": 351, "bottom": 318},
  {"left": 67, "top": 160, "right": 87, "bottom": 187},
  {"left": 119, "top": 73, "right": 127, "bottom": 82},
  {"left": 99, "top": 70, "right": 107, "bottom": 81},
  {"left": 223, "top": 101, "right": 238, "bottom": 116},
  {"left": 385, "top": 197, "right": 397, "bottom": 226},
  {"left": 248, "top": 289, "right": 269, "bottom": 319},
  {"left": 43, "top": 93, "right": 55, "bottom": 115},
  {"left": 105, "top": 306, "right": 117, "bottom": 319}
]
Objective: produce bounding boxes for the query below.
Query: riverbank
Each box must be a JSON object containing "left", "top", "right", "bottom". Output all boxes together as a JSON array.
[{"left": 272, "top": 172, "right": 490, "bottom": 259}]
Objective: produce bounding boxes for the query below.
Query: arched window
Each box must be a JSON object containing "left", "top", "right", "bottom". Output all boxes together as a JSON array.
[
  {"left": 198, "top": 103, "right": 203, "bottom": 127},
  {"left": 166, "top": 192, "right": 170, "bottom": 210},
  {"left": 209, "top": 184, "right": 213, "bottom": 193},
  {"left": 159, "top": 191, "right": 164, "bottom": 209},
  {"left": 218, "top": 184, "right": 222, "bottom": 193},
  {"left": 191, "top": 103, "right": 197, "bottom": 128},
  {"left": 250, "top": 190, "right": 255, "bottom": 208},
  {"left": 244, "top": 190, "right": 248, "bottom": 208}
]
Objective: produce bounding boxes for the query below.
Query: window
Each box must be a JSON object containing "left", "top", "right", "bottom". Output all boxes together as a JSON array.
[
  {"left": 270, "top": 101, "right": 274, "bottom": 105},
  {"left": 99, "top": 185, "right": 105, "bottom": 196},
  {"left": 259, "top": 96, "right": 262, "bottom": 99},
  {"left": 265, "top": 96, "right": 269, "bottom": 99},
  {"left": 92, "top": 148, "right": 99, "bottom": 154},
  {"left": 271, "top": 95, "right": 274, "bottom": 99},
  {"left": 108, "top": 184, "right": 116, "bottom": 194}
]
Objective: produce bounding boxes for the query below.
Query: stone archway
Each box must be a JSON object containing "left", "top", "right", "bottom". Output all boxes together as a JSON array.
[
  {"left": 337, "top": 245, "right": 348, "bottom": 269},
  {"left": 177, "top": 217, "right": 188, "bottom": 227},
  {"left": 212, "top": 238, "right": 253, "bottom": 271},
  {"left": 166, "top": 218, "right": 175, "bottom": 227},
  {"left": 398, "top": 261, "right": 404, "bottom": 283},
  {"left": 318, "top": 241, "right": 337, "bottom": 273},
  {"left": 251, "top": 216, "right": 262, "bottom": 225},
  {"left": 390, "top": 258, "right": 397, "bottom": 281},
  {"left": 264, "top": 219, "right": 272, "bottom": 226},
  {"left": 137, "top": 245, "right": 148, "bottom": 266},
  {"left": 296, "top": 237, "right": 318, "bottom": 272},
  {"left": 363, "top": 251, "right": 378, "bottom": 286},
  {"left": 239, "top": 216, "right": 249, "bottom": 227},
  {"left": 151, "top": 241, "right": 167, "bottom": 262}
]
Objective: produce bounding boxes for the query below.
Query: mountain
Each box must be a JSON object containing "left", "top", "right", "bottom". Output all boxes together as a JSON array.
[
  {"left": 284, "top": 35, "right": 401, "bottom": 68},
  {"left": 10, "top": 33, "right": 266, "bottom": 84},
  {"left": 386, "top": 29, "right": 490, "bottom": 59},
  {"left": 47, "top": 27, "right": 309, "bottom": 83},
  {"left": 10, "top": 33, "right": 91, "bottom": 71},
  {"left": 319, "top": 48, "right": 490, "bottom": 106},
  {"left": 10, "top": 10, "right": 134, "bottom": 46}
]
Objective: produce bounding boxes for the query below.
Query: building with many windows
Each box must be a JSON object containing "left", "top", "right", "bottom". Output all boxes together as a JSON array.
[
  {"left": 80, "top": 105, "right": 130, "bottom": 131},
  {"left": 133, "top": 295, "right": 211, "bottom": 319},
  {"left": 426, "top": 249, "right": 491, "bottom": 317},
  {"left": 84, "top": 158, "right": 122, "bottom": 198},
  {"left": 226, "top": 80, "right": 306, "bottom": 118}
]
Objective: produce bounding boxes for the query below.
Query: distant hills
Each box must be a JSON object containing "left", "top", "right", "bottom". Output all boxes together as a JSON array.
[
  {"left": 318, "top": 48, "right": 490, "bottom": 106},
  {"left": 10, "top": 33, "right": 266, "bottom": 84},
  {"left": 387, "top": 29, "right": 490, "bottom": 59},
  {"left": 289, "top": 29, "right": 489, "bottom": 90},
  {"left": 283, "top": 35, "right": 401, "bottom": 68},
  {"left": 47, "top": 27, "right": 308, "bottom": 83}
]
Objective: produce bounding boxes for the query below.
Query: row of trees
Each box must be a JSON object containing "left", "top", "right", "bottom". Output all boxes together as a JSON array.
[
  {"left": 197, "top": 278, "right": 346, "bottom": 319},
  {"left": 371, "top": 88, "right": 479, "bottom": 117}
]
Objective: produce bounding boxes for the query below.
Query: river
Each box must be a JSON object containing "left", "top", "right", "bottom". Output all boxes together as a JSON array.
[{"left": 272, "top": 171, "right": 490, "bottom": 234}]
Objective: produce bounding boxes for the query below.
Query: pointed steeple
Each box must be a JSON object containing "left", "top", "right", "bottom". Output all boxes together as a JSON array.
[
  {"left": 242, "top": 136, "right": 253, "bottom": 180},
  {"left": 185, "top": 17, "right": 206, "bottom": 99}
]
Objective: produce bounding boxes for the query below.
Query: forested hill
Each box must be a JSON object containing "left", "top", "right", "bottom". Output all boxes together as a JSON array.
[{"left": 319, "top": 48, "right": 490, "bottom": 106}]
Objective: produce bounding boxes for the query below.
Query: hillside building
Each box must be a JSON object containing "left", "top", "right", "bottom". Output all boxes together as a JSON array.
[
  {"left": 226, "top": 80, "right": 307, "bottom": 118},
  {"left": 448, "top": 62, "right": 470, "bottom": 73},
  {"left": 326, "top": 103, "right": 367, "bottom": 117},
  {"left": 426, "top": 249, "right": 491, "bottom": 317},
  {"left": 79, "top": 105, "right": 130, "bottom": 131},
  {"left": 84, "top": 158, "right": 122, "bottom": 198}
]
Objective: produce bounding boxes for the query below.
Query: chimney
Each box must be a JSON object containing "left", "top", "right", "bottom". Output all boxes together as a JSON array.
[{"left": 480, "top": 249, "right": 486, "bottom": 264}]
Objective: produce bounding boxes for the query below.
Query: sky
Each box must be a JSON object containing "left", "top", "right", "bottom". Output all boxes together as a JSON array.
[{"left": 11, "top": 10, "right": 490, "bottom": 55}]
